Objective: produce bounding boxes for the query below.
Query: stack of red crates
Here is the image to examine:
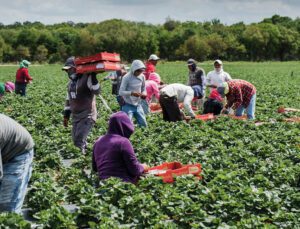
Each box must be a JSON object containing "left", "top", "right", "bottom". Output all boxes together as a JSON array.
[{"left": 75, "top": 52, "right": 121, "bottom": 74}]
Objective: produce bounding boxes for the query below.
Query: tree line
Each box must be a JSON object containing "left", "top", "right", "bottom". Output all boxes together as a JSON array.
[{"left": 0, "top": 14, "right": 300, "bottom": 63}]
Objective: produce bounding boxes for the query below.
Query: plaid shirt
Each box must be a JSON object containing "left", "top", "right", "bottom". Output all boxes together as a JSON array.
[{"left": 225, "top": 80, "right": 256, "bottom": 109}]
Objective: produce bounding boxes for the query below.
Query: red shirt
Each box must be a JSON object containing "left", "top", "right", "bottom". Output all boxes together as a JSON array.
[
  {"left": 145, "top": 61, "right": 156, "bottom": 80},
  {"left": 225, "top": 80, "right": 256, "bottom": 109},
  {"left": 15, "top": 68, "right": 33, "bottom": 84}
]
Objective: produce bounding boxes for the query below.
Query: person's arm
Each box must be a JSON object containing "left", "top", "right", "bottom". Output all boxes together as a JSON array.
[
  {"left": 183, "top": 90, "right": 196, "bottom": 117},
  {"left": 153, "top": 83, "right": 160, "bottom": 100},
  {"left": 24, "top": 68, "right": 33, "bottom": 82},
  {"left": 0, "top": 150, "right": 3, "bottom": 180},
  {"left": 121, "top": 139, "right": 144, "bottom": 177},
  {"left": 119, "top": 76, "right": 132, "bottom": 96},
  {"left": 63, "top": 92, "right": 71, "bottom": 127},
  {"left": 141, "top": 75, "right": 147, "bottom": 96},
  {"left": 87, "top": 73, "right": 101, "bottom": 95},
  {"left": 225, "top": 72, "right": 232, "bottom": 81}
]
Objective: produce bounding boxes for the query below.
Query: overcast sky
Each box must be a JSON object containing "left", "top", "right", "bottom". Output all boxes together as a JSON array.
[{"left": 0, "top": 0, "right": 299, "bottom": 25}]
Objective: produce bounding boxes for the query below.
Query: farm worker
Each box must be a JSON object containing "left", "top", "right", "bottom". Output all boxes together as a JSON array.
[
  {"left": 0, "top": 114, "right": 34, "bottom": 213},
  {"left": 159, "top": 83, "right": 202, "bottom": 122},
  {"left": 217, "top": 79, "right": 256, "bottom": 119},
  {"left": 203, "top": 89, "right": 223, "bottom": 115},
  {"left": 187, "top": 58, "right": 206, "bottom": 109},
  {"left": 103, "top": 64, "right": 129, "bottom": 95},
  {"left": 0, "top": 82, "right": 15, "bottom": 100},
  {"left": 62, "top": 57, "right": 101, "bottom": 153},
  {"left": 15, "top": 60, "right": 33, "bottom": 96},
  {"left": 206, "top": 59, "right": 231, "bottom": 90},
  {"left": 92, "top": 111, "right": 149, "bottom": 184},
  {"left": 145, "top": 54, "right": 160, "bottom": 80},
  {"left": 119, "top": 60, "right": 147, "bottom": 127},
  {"left": 141, "top": 72, "right": 161, "bottom": 114}
]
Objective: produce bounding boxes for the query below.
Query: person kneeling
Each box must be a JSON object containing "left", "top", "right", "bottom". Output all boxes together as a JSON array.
[
  {"left": 92, "top": 111, "right": 148, "bottom": 184},
  {"left": 203, "top": 89, "right": 223, "bottom": 115}
]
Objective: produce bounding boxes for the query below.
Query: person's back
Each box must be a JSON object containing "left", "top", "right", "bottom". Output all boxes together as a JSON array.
[
  {"left": 93, "top": 112, "right": 145, "bottom": 183},
  {"left": 203, "top": 89, "right": 223, "bottom": 115}
]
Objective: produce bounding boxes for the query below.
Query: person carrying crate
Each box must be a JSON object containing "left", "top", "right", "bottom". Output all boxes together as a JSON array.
[{"left": 62, "top": 57, "right": 101, "bottom": 153}]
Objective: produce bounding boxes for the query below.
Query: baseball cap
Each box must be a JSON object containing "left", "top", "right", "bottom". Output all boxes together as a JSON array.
[
  {"left": 187, "top": 58, "right": 196, "bottom": 66},
  {"left": 214, "top": 59, "right": 223, "bottom": 65},
  {"left": 148, "top": 54, "right": 160, "bottom": 61},
  {"left": 62, "top": 57, "right": 76, "bottom": 70}
]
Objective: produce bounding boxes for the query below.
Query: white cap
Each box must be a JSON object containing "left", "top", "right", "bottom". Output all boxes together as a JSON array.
[
  {"left": 148, "top": 54, "right": 160, "bottom": 61},
  {"left": 214, "top": 59, "right": 223, "bottom": 65}
]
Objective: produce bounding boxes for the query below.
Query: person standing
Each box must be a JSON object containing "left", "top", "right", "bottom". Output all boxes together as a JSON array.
[
  {"left": 206, "top": 59, "right": 231, "bottom": 90},
  {"left": 145, "top": 54, "right": 160, "bottom": 80},
  {"left": 187, "top": 58, "right": 206, "bottom": 109},
  {"left": 62, "top": 57, "right": 101, "bottom": 152},
  {"left": 92, "top": 111, "right": 149, "bottom": 184},
  {"left": 217, "top": 79, "right": 256, "bottom": 119},
  {"left": 0, "top": 114, "right": 34, "bottom": 213},
  {"left": 159, "top": 83, "right": 202, "bottom": 122},
  {"left": 119, "top": 60, "right": 147, "bottom": 127},
  {"left": 15, "top": 60, "right": 33, "bottom": 96}
]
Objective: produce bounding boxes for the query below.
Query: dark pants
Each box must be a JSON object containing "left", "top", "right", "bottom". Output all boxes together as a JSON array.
[
  {"left": 15, "top": 83, "right": 27, "bottom": 96},
  {"left": 159, "top": 95, "right": 183, "bottom": 122}
]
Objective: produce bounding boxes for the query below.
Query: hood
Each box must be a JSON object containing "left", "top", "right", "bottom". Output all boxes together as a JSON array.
[
  {"left": 130, "top": 60, "right": 145, "bottom": 74},
  {"left": 107, "top": 111, "right": 134, "bottom": 138},
  {"left": 148, "top": 72, "right": 161, "bottom": 84},
  {"left": 209, "top": 89, "right": 223, "bottom": 102},
  {"left": 19, "top": 60, "right": 31, "bottom": 68}
]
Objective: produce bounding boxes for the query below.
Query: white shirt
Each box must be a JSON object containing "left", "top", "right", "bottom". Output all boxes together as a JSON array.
[
  {"left": 206, "top": 69, "right": 232, "bottom": 89},
  {"left": 160, "top": 83, "right": 195, "bottom": 117}
]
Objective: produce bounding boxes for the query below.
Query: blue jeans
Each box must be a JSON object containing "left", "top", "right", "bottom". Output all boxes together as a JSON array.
[
  {"left": 122, "top": 103, "right": 147, "bottom": 127},
  {"left": 235, "top": 94, "right": 256, "bottom": 120},
  {"left": 0, "top": 149, "right": 34, "bottom": 213},
  {"left": 140, "top": 99, "right": 150, "bottom": 115}
]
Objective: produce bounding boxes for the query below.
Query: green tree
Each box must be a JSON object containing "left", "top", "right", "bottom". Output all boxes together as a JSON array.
[
  {"left": 35, "top": 45, "right": 48, "bottom": 63},
  {"left": 15, "top": 45, "right": 30, "bottom": 60}
]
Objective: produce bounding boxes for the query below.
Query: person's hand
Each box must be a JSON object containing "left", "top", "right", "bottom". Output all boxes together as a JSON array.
[
  {"left": 140, "top": 94, "right": 147, "bottom": 99},
  {"left": 63, "top": 117, "right": 69, "bottom": 127},
  {"left": 131, "top": 92, "right": 141, "bottom": 97},
  {"left": 142, "top": 163, "right": 149, "bottom": 172}
]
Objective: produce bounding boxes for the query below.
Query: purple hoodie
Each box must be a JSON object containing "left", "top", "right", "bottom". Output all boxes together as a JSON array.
[{"left": 92, "top": 111, "right": 144, "bottom": 183}]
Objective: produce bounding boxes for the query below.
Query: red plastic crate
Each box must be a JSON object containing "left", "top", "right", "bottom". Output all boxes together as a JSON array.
[
  {"left": 76, "top": 61, "right": 121, "bottom": 74},
  {"left": 75, "top": 52, "right": 121, "bottom": 65},
  {"left": 195, "top": 113, "right": 215, "bottom": 121},
  {"left": 147, "top": 162, "right": 202, "bottom": 183}
]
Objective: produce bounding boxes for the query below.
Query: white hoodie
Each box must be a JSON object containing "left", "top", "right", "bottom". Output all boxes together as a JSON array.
[
  {"left": 206, "top": 67, "right": 232, "bottom": 90},
  {"left": 119, "top": 60, "right": 146, "bottom": 106}
]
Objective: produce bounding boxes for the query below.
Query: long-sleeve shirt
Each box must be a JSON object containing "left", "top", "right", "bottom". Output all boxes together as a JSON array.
[
  {"left": 160, "top": 83, "right": 195, "bottom": 117},
  {"left": 145, "top": 80, "right": 160, "bottom": 103},
  {"left": 64, "top": 74, "right": 100, "bottom": 121},
  {"left": 145, "top": 61, "right": 156, "bottom": 80},
  {"left": 0, "top": 114, "right": 34, "bottom": 179},
  {"left": 225, "top": 80, "right": 256, "bottom": 110},
  {"left": 206, "top": 69, "right": 231, "bottom": 89},
  {"left": 119, "top": 74, "right": 146, "bottom": 106},
  {"left": 15, "top": 68, "right": 33, "bottom": 84}
]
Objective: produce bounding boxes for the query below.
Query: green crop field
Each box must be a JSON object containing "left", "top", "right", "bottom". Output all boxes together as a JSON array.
[{"left": 0, "top": 62, "right": 299, "bottom": 228}]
